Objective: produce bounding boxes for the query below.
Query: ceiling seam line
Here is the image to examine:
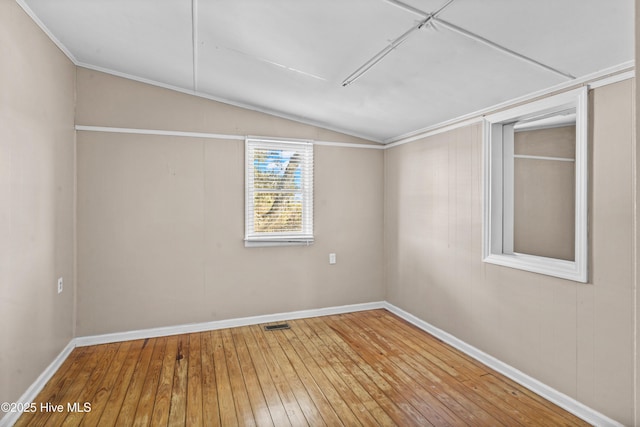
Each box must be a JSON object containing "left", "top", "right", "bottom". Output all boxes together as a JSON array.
[
  {"left": 382, "top": 0, "right": 575, "bottom": 81},
  {"left": 341, "top": 0, "right": 455, "bottom": 87},
  {"left": 433, "top": 18, "right": 576, "bottom": 80},
  {"left": 192, "top": 0, "right": 199, "bottom": 92},
  {"left": 382, "top": 0, "right": 454, "bottom": 19},
  {"left": 432, "top": 0, "right": 457, "bottom": 18},
  {"left": 341, "top": 22, "right": 423, "bottom": 87},
  {"left": 381, "top": 0, "right": 429, "bottom": 18}
]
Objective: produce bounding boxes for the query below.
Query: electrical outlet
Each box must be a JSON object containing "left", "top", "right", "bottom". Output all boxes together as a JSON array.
[
  {"left": 57, "top": 277, "right": 63, "bottom": 294},
  {"left": 329, "top": 253, "right": 336, "bottom": 264}
]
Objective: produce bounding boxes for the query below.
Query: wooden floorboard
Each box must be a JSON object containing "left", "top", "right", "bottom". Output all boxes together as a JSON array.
[
  {"left": 15, "top": 309, "right": 591, "bottom": 426},
  {"left": 133, "top": 336, "right": 167, "bottom": 427}
]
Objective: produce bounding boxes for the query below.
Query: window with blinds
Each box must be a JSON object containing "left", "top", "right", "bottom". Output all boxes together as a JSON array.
[{"left": 245, "top": 138, "right": 314, "bottom": 246}]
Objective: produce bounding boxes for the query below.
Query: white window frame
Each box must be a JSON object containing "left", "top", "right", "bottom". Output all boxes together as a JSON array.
[
  {"left": 245, "top": 137, "right": 314, "bottom": 247},
  {"left": 483, "top": 87, "right": 588, "bottom": 282}
]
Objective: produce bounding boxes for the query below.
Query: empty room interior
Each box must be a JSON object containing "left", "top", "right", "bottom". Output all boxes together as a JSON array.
[{"left": 2, "top": 0, "right": 640, "bottom": 425}]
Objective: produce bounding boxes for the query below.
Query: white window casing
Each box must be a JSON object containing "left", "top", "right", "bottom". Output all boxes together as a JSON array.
[
  {"left": 482, "top": 87, "right": 588, "bottom": 282},
  {"left": 245, "top": 137, "right": 314, "bottom": 247}
]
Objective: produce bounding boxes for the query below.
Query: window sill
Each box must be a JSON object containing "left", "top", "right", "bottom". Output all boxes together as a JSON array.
[
  {"left": 483, "top": 252, "right": 587, "bottom": 283},
  {"left": 244, "top": 239, "right": 314, "bottom": 248}
]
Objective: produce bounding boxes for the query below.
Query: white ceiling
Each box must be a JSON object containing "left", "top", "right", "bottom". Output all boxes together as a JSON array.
[{"left": 20, "top": 0, "right": 634, "bottom": 142}]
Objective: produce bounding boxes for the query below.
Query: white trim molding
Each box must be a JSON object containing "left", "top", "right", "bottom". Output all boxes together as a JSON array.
[
  {"left": 74, "top": 301, "right": 385, "bottom": 347},
  {"left": 0, "top": 341, "right": 76, "bottom": 427},
  {"left": 383, "top": 302, "right": 624, "bottom": 427},
  {"left": 13, "top": 0, "right": 636, "bottom": 147},
  {"left": 385, "top": 63, "right": 634, "bottom": 147},
  {"left": 0, "top": 301, "right": 383, "bottom": 426},
  {"left": 15, "top": 0, "right": 78, "bottom": 64},
  {"left": 74, "top": 63, "right": 385, "bottom": 144},
  {"left": 75, "top": 125, "right": 244, "bottom": 141},
  {"left": 587, "top": 70, "right": 635, "bottom": 90},
  {"left": 482, "top": 87, "right": 589, "bottom": 283},
  {"left": 1, "top": 301, "right": 624, "bottom": 427},
  {"left": 74, "top": 125, "right": 384, "bottom": 150}
]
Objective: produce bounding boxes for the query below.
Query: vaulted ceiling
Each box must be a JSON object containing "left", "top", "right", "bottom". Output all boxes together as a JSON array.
[{"left": 20, "top": 0, "right": 634, "bottom": 142}]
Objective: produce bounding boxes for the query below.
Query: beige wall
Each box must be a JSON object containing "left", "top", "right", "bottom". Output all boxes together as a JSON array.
[
  {"left": 75, "top": 69, "right": 376, "bottom": 145},
  {"left": 75, "top": 69, "right": 385, "bottom": 336},
  {"left": 0, "top": 0, "right": 76, "bottom": 410},
  {"left": 384, "top": 79, "right": 635, "bottom": 424},
  {"left": 513, "top": 125, "right": 576, "bottom": 260},
  {"left": 3, "top": 7, "right": 637, "bottom": 424}
]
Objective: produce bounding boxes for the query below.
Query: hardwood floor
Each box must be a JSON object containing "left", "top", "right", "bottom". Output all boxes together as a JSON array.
[{"left": 16, "top": 310, "right": 590, "bottom": 426}]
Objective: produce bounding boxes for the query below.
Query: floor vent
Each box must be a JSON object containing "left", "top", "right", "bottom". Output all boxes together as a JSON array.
[{"left": 264, "top": 323, "right": 290, "bottom": 331}]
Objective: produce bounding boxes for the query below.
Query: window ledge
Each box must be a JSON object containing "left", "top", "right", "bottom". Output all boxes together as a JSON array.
[
  {"left": 244, "top": 239, "right": 314, "bottom": 248},
  {"left": 483, "top": 253, "right": 587, "bottom": 283}
]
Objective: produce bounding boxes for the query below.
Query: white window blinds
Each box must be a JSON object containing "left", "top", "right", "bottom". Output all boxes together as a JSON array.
[{"left": 245, "top": 138, "right": 314, "bottom": 245}]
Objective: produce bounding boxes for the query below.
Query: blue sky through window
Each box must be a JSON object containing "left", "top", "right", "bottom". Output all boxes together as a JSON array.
[{"left": 255, "top": 149, "right": 302, "bottom": 189}]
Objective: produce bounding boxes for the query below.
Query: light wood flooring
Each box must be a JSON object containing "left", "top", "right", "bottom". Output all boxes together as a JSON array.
[{"left": 16, "top": 309, "right": 590, "bottom": 426}]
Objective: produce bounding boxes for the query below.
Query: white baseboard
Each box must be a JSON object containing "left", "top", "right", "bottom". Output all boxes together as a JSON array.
[
  {"left": 0, "top": 340, "right": 76, "bottom": 427},
  {"left": 382, "top": 302, "right": 623, "bottom": 427},
  {"left": 74, "top": 301, "right": 386, "bottom": 347},
  {"left": 2, "top": 300, "right": 622, "bottom": 427},
  {"left": 1, "top": 301, "right": 383, "bottom": 426}
]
